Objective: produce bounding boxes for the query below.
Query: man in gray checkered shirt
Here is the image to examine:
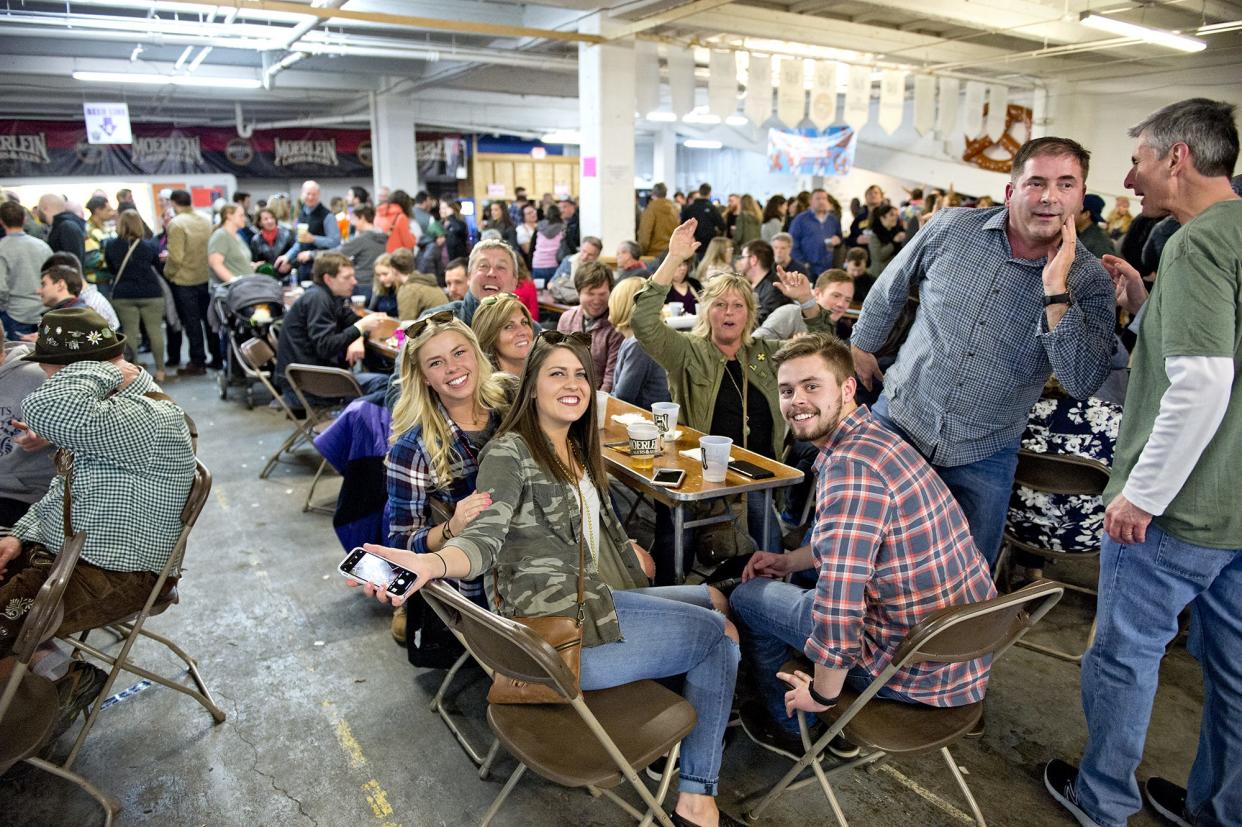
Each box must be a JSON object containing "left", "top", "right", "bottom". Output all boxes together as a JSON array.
[
  {"left": 851, "top": 137, "right": 1116, "bottom": 570},
  {"left": 0, "top": 307, "right": 194, "bottom": 659}
]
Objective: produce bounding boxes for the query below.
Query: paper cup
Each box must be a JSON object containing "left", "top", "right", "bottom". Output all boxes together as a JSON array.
[
  {"left": 664, "top": 302, "right": 685, "bottom": 317},
  {"left": 596, "top": 390, "right": 610, "bottom": 429},
  {"left": 699, "top": 435, "right": 733, "bottom": 483},
  {"left": 651, "top": 402, "right": 680, "bottom": 436},
  {"left": 351, "top": 295, "right": 366, "bottom": 308}
]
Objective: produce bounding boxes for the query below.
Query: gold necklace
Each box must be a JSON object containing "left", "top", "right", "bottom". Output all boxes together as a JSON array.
[
  {"left": 722, "top": 359, "right": 750, "bottom": 445},
  {"left": 550, "top": 442, "right": 597, "bottom": 564}
]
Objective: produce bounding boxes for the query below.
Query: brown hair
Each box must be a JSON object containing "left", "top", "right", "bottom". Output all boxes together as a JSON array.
[
  {"left": 312, "top": 251, "right": 352, "bottom": 284},
  {"left": 43, "top": 264, "right": 83, "bottom": 296},
  {"left": 1011, "top": 136, "right": 1091, "bottom": 183},
  {"left": 497, "top": 334, "right": 607, "bottom": 494},
  {"left": 573, "top": 260, "right": 613, "bottom": 293},
  {"left": 815, "top": 268, "right": 853, "bottom": 290},
  {"left": 471, "top": 293, "right": 534, "bottom": 366},
  {"left": 387, "top": 248, "right": 417, "bottom": 275},
  {"left": 116, "top": 209, "right": 146, "bottom": 242},
  {"left": 845, "top": 247, "right": 868, "bottom": 265},
  {"left": 773, "top": 332, "right": 854, "bottom": 384}
]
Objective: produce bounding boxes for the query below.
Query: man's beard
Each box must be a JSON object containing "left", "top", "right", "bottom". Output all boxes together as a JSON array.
[{"left": 789, "top": 399, "right": 842, "bottom": 444}]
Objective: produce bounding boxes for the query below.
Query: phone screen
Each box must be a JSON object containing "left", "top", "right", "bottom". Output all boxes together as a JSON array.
[
  {"left": 339, "top": 549, "right": 418, "bottom": 596},
  {"left": 653, "top": 468, "right": 685, "bottom": 486}
]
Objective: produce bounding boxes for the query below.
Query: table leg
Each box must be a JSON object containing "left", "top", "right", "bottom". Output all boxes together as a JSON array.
[{"left": 673, "top": 505, "right": 686, "bottom": 585}]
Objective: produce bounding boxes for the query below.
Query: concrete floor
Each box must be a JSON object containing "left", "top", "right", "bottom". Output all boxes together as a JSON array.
[{"left": 1, "top": 370, "right": 1204, "bottom": 827}]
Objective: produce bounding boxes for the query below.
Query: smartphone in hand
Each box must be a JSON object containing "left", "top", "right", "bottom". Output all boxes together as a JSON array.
[{"left": 338, "top": 547, "right": 418, "bottom": 597}]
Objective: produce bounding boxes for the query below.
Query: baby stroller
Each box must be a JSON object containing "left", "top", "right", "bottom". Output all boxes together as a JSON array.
[{"left": 213, "top": 274, "right": 285, "bottom": 408}]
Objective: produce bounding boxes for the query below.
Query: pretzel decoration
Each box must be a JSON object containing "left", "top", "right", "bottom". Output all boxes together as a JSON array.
[{"left": 962, "top": 103, "right": 1033, "bottom": 173}]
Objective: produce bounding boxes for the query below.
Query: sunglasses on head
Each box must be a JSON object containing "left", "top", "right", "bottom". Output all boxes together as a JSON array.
[
  {"left": 403, "top": 310, "right": 456, "bottom": 339},
  {"left": 538, "top": 330, "right": 591, "bottom": 347}
]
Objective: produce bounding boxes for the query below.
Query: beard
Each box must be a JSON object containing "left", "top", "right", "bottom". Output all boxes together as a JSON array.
[{"left": 788, "top": 398, "right": 842, "bottom": 444}]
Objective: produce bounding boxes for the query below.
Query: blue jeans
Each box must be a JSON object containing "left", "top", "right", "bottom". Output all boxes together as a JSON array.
[
  {"left": 730, "top": 577, "right": 916, "bottom": 735},
  {"left": 579, "top": 588, "right": 739, "bottom": 796},
  {"left": 747, "top": 491, "right": 783, "bottom": 553},
  {"left": 1075, "top": 523, "right": 1242, "bottom": 827},
  {"left": 0, "top": 310, "right": 37, "bottom": 340},
  {"left": 871, "top": 395, "right": 1017, "bottom": 570}
]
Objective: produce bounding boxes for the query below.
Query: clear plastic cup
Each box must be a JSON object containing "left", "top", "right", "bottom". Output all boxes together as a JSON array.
[
  {"left": 699, "top": 435, "right": 733, "bottom": 482},
  {"left": 627, "top": 422, "right": 660, "bottom": 471},
  {"left": 651, "top": 402, "right": 680, "bottom": 440}
]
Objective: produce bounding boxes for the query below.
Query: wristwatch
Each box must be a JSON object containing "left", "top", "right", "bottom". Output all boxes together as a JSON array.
[{"left": 1042, "top": 292, "right": 1072, "bottom": 307}]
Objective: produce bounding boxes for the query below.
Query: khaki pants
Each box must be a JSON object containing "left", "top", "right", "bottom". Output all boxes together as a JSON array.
[
  {"left": 0, "top": 543, "right": 157, "bottom": 658},
  {"left": 113, "top": 296, "right": 167, "bottom": 373}
]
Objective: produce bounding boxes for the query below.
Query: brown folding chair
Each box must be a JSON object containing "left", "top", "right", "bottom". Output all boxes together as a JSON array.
[
  {"left": 283, "top": 364, "right": 363, "bottom": 514},
  {"left": 239, "top": 337, "right": 310, "bottom": 480},
  {"left": 0, "top": 532, "right": 120, "bottom": 824},
  {"left": 744, "top": 581, "right": 1065, "bottom": 826},
  {"left": 996, "top": 449, "right": 1111, "bottom": 662},
  {"left": 59, "top": 459, "right": 226, "bottom": 770},
  {"left": 420, "top": 580, "right": 696, "bottom": 827}
]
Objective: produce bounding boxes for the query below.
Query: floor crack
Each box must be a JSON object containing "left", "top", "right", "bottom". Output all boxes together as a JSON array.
[{"left": 219, "top": 692, "right": 317, "bottom": 826}]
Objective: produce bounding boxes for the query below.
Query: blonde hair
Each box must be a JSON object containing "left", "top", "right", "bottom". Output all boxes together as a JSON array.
[
  {"left": 608, "top": 277, "right": 648, "bottom": 336},
  {"left": 691, "top": 274, "right": 756, "bottom": 346},
  {"left": 372, "top": 252, "right": 406, "bottom": 298},
  {"left": 390, "top": 318, "right": 511, "bottom": 486},
  {"left": 740, "top": 194, "right": 762, "bottom": 222},
  {"left": 695, "top": 236, "right": 733, "bottom": 282},
  {"left": 471, "top": 294, "right": 533, "bottom": 367}
]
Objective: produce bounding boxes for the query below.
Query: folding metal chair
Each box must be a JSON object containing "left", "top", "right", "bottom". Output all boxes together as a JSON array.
[
  {"left": 239, "top": 336, "right": 309, "bottom": 480},
  {"left": 421, "top": 580, "right": 696, "bottom": 827},
  {"left": 744, "top": 581, "right": 1065, "bottom": 826},
  {"left": 0, "top": 532, "right": 120, "bottom": 824},
  {"left": 283, "top": 364, "right": 363, "bottom": 514},
  {"left": 996, "top": 450, "right": 1110, "bottom": 662},
  {"left": 59, "top": 459, "right": 226, "bottom": 770}
]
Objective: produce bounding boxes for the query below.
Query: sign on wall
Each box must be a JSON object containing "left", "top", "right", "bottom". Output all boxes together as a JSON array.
[
  {"left": 83, "top": 103, "right": 132, "bottom": 145},
  {"left": 767, "top": 127, "right": 857, "bottom": 176}
]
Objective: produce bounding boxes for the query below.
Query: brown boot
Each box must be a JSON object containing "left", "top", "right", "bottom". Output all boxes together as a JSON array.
[{"left": 391, "top": 605, "right": 407, "bottom": 646}]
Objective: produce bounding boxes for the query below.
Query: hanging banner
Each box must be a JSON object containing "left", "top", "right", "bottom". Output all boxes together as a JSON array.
[
  {"left": 984, "top": 84, "right": 1008, "bottom": 141},
  {"left": 667, "top": 48, "right": 695, "bottom": 118},
  {"left": 808, "top": 61, "right": 838, "bottom": 130},
  {"left": 83, "top": 102, "right": 132, "bottom": 145},
  {"left": 776, "top": 57, "right": 806, "bottom": 128},
  {"left": 708, "top": 50, "right": 737, "bottom": 119},
  {"left": 744, "top": 53, "right": 772, "bottom": 125},
  {"left": 913, "top": 75, "right": 936, "bottom": 135},
  {"left": 936, "top": 77, "right": 960, "bottom": 136},
  {"left": 878, "top": 70, "right": 906, "bottom": 135},
  {"left": 843, "top": 64, "right": 872, "bottom": 131},
  {"left": 635, "top": 40, "right": 661, "bottom": 117},
  {"left": 767, "top": 127, "right": 856, "bottom": 176},
  {"left": 962, "top": 81, "right": 986, "bottom": 139}
]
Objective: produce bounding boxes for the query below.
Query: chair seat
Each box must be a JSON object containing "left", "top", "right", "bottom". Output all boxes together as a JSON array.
[
  {"left": 819, "top": 685, "right": 982, "bottom": 755},
  {"left": 486, "top": 679, "right": 697, "bottom": 789},
  {"left": 0, "top": 663, "right": 58, "bottom": 772}
]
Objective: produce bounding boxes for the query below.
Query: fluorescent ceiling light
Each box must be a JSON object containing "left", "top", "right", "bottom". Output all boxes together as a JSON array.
[
  {"left": 1079, "top": 13, "right": 1206, "bottom": 52},
  {"left": 72, "top": 71, "right": 263, "bottom": 89},
  {"left": 645, "top": 111, "right": 678, "bottom": 122},
  {"left": 724, "top": 114, "right": 749, "bottom": 126},
  {"left": 683, "top": 110, "right": 721, "bottom": 125},
  {"left": 684, "top": 139, "right": 722, "bottom": 149},
  {"left": 540, "top": 130, "right": 581, "bottom": 144}
]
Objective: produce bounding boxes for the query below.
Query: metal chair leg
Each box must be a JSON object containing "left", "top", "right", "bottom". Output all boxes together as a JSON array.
[
  {"left": 479, "top": 762, "right": 527, "bottom": 827},
  {"left": 478, "top": 737, "right": 500, "bottom": 780},
  {"left": 303, "top": 457, "right": 335, "bottom": 514},
  {"left": 941, "top": 747, "right": 986, "bottom": 826},
  {"left": 25, "top": 756, "right": 121, "bottom": 825},
  {"left": 799, "top": 711, "right": 849, "bottom": 827},
  {"left": 639, "top": 741, "right": 681, "bottom": 827},
  {"left": 260, "top": 428, "right": 306, "bottom": 479}
]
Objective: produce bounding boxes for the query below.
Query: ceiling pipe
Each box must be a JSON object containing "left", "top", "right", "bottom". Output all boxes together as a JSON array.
[{"left": 235, "top": 101, "right": 254, "bottom": 138}]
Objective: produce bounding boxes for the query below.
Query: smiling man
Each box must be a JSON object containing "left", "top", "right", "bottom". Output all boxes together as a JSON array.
[
  {"left": 850, "top": 137, "right": 1116, "bottom": 569},
  {"left": 556, "top": 260, "right": 622, "bottom": 392},
  {"left": 421, "top": 239, "right": 520, "bottom": 327},
  {"left": 729, "top": 333, "right": 995, "bottom": 758}
]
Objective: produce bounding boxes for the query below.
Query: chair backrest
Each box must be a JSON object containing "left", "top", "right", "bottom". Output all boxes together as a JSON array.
[
  {"left": 284, "top": 364, "right": 363, "bottom": 424},
  {"left": 1013, "top": 449, "right": 1110, "bottom": 497},
  {"left": 10, "top": 532, "right": 86, "bottom": 663},
  {"left": 421, "top": 580, "right": 580, "bottom": 701},
  {"left": 891, "top": 580, "right": 1064, "bottom": 669},
  {"left": 162, "top": 460, "right": 213, "bottom": 581}
]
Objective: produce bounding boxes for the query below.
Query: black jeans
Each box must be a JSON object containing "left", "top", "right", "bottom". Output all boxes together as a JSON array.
[{"left": 169, "top": 282, "right": 214, "bottom": 366}]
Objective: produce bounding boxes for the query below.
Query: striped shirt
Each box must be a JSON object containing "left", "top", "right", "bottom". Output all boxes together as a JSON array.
[
  {"left": 806, "top": 406, "right": 997, "bottom": 707},
  {"left": 13, "top": 361, "right": 194, "bottom": 572},
  {"left": 851, "top": 206, "right": 1115, "bottom": 467}
]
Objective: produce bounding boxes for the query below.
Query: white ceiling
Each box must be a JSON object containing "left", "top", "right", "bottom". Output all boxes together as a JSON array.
[{"left": 0, "top": 0, "right": 1238, "bottom": 133}]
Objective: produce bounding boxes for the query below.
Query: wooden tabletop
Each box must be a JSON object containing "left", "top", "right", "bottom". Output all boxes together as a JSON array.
[
  {"left": 537, "top": 289, "right": 571, "bottom": 315},
  {"left": 365, "top": 317, "right": 402, "bottom": 361},
  {"left": 601, "top": 396, "right": 802, "bottom": 508}
]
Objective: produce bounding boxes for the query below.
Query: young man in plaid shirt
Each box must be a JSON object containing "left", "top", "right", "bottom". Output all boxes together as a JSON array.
[{"left": 730, "top": 333, "right": 996, "bottom": 757}]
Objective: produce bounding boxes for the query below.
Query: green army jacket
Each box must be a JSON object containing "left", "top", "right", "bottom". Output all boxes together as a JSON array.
[
  {"left": 631, "top": 279, "right": 836, "bottom": 456},
  {"left": 445, "top": 431, "right": 648, "bottom": 647}
]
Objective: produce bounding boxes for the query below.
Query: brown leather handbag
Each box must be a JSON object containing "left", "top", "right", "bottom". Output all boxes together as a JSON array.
[{"left": 487, "top": 487, "right": 587, "bottom": 705}]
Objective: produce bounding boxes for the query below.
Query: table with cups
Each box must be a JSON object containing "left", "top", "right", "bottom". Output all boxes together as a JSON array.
[{"left": 599, "top": 394, "right": 803, "bottom": 583}]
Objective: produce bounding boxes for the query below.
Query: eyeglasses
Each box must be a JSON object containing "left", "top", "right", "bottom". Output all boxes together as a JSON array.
[
  {"left": 538, "top": 330, "right": 591, "bottom": 347},
  {"left": 402, "top": 310, "right": 455, "bottom": 339}
]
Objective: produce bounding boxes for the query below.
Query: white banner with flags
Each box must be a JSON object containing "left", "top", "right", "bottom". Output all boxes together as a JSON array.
[
  {"left": 635, "top": 40, "right": 661, "bottom": 117},
  {"left": 843, "top": 64, "right": 871, "bottom": 131},
  {"left": 776, "top": 57, "right": 805, "bottom": 128},
  {"left": 878, "top": 70, "right": 906, "bottom": 134},
  {"left": 962, "top": 81, "right": 986, "bottom": 138},
  {"left": 985, "top": 84, "right": 1008, "bottom": 141},
  {"left": 667, "top": 47, "right": 695, "bottom": 118},
  {"left": 937, "top": 77, "right": 960, "bottom": 136},
  {"left": 745, "top": 54, "right": 773, "bottom": 125},
  {"left": 808, "top": 60, "right": 838, "bottom": 130},
  {"left": 913, "top": 74, "right": 936, "bottom": 135},
  {"left": 708, "top": 50, "right": 737, "bottom": 119}
]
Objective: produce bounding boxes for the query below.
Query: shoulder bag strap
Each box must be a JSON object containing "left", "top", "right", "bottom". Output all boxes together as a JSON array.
[
  {"left": 54, "top": 449, "right": 74, "bottom": 537},
  {"left": 112, "top": 239, "right": 140, "bottom": 292}
]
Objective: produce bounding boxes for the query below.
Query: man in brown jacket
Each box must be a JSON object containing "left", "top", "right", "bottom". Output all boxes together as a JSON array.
[
  {"left": 638, "top": 182, "right": 681, "bottom": 257},
  {"left": 163, "top": 190, "right": 216, "bottom": 374}
]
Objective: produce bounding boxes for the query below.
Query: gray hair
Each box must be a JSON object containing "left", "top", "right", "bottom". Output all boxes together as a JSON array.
[
  {"left": 467, "top": 238, "right": 519, "bottom": 276},
  {"left": 1129, "top": 98, "right": 1239, "bottom": 179},
  {"left": 771, "top": 232, "right": 793, "bottom": 245},
  {"left": 618, "top": 240, "right": 641, "bottom": 259},
  {"left": 652, "top": 182, "right": 668, "bottom": 198}
]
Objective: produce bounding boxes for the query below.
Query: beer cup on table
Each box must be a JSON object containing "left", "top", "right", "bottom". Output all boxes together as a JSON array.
[
  {"left": 651, "top": 402, "right": 680, "bottom": 450},
  {"left": 627, "top": 423, "right": 660, "bottom": 471},
  {"left": 699, "top": 435, "right": 733, "bottom": 483}
]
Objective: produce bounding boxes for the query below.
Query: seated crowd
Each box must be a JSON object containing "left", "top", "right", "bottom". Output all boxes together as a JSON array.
[{"left": 2, "top": 96, "right": 1240, "bottom": 827}]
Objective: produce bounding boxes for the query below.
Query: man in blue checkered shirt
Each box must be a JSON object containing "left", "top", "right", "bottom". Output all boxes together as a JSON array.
[{"left": 851, "top": 137, "right": 1116, "bottom": 569}]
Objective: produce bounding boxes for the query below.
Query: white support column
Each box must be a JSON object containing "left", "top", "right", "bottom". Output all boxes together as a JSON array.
[
  {"left": 372, "top": 92, "right": 419, "bottom": 195},
  {"left": 653, "top": 126, "right": 677, "bottom": 190},
  {"left": 578, "top": 13, "right": 636, "bottom": 249}
]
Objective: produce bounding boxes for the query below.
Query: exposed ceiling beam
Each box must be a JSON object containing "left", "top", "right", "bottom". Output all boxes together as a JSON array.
[
  {"left": 833, "top": 0, "right": 1103, "bottom": 46},
  {"left": 606, "top": 0, "right": 736, "bottom": 39}
]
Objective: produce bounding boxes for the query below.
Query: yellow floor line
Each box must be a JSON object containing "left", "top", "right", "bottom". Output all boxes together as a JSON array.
[
  {"left": 877, "top": 764, "right": 975, "bottom": 825},
  {"left": 324, "top": 700, "right": 402, "bottom": 826}
]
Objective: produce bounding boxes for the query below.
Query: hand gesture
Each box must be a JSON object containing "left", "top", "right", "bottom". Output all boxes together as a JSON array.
[
  {"left": 1101, "top": 254, "right": 1149, "bottom": 316},
  {"left": 448, "top": 490, "right": 493, "bottom": 536},
  {"left": 274, "top": 254, "right": 289, "bottom": 271},
  {"left": 1042, "top": 215, "right": 1077, "bottom": 293},
  {"left": 774, "top": 266, "right": 813, "bottom": 305},
  {"left": 113, "top": 358, "right": 142, "bottom": 391},
  {"left": 297, "top": 250, "right": 313, "bottom": 264},
  {"left": 851, "top": 344, "right": 884, "bottom": 392},
  {"left": 742, "top": 550, "right": 789, "bottom": 582},
  {"left": 345, "top": 338, "right": 365, "bottom": 366},
  {"left": 777, "top": 669, "right": 831, "bottom": 717},
  {"left": 357, "top": 312, "right": 389, "bottom": 333},
  {"left": 667, "top": 219, "right": 702, "bottom": 261},
  {"left": 345, "top": 543, "right": 440, "bottom": 607},
  {"left": 11, "top": 420, "right": 49, "bottom": 452}
]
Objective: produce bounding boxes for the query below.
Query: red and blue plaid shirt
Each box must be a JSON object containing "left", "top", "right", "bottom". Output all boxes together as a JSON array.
[{"left": 807, "top": 406, "right": 997, "bottom": 707}]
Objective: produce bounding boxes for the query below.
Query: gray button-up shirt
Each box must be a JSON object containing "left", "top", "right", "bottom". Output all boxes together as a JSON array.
[{"left": 852, "top": 206, "right": 1115, "bottom": 467}]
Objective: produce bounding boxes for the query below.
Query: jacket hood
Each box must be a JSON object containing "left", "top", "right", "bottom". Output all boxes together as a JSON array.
[
  {"left": 1, "top": 341, "right": 38, "bottom": 378},
  {"left": 409, "top": 271, "right": 440, "bottom": 287},
  {"left": 537, "top": 219, "right": 565, "bottom": 239},
  {"left": 54, "top": 211, "right": 87, "bottom": 229}
]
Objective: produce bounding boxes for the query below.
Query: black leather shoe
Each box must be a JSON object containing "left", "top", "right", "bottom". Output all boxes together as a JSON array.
[{"left": 669, "top": 809, "right": 746, "bottom": 827}]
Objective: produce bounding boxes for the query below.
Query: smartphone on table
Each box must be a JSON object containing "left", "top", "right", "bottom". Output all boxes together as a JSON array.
[
  {"left": 728, "top": 459, "right": 776, "bottom": 480},
  {"left": 338, "top": 547, "right": 419, "bottom": 597},
  {"left": 651, "top": 468, "right": 686, "bottom": 488}
]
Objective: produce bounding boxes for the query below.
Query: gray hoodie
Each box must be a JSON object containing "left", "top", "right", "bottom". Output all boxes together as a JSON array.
[{"left": 0, "top": 341, "right": 55, "bottom": 505}]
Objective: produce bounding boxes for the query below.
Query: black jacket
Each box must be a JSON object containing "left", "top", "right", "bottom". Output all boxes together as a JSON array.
[
  {"left": 104, "top": 237, "right": 163, "bottom": 300},
  {"left": 250, "top": 227, "right": 295, "bottom": 265},
  {"left": 557, "top": 213, "right": 580, "bottom": 262},
  {"left": 274, "top": 283, "right": 362, "bottom": 390},
  {"left": 442, "top": 216, "right": 470, "bottom": 261},
  {"left": 680, "top": 200, "right": 725, "bottom": 249},
  {"left": 47, "top": 212, "right": 87, "bottom": 264}
]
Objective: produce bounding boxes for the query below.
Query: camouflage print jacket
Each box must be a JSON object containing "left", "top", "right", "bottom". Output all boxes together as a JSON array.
[{"left": 445, "top": 431, "right": 648, "bottom": 648}]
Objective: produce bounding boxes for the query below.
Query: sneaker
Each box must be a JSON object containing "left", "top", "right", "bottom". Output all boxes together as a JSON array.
[
  {"left": 391, "top": 605, "right": 407, "bottom": 646},
  {"left": 828, "top": 733, "right": 861, "bottom": 759},
  {"left": 1044, "top": 759, "right": 1102, "bottom": 827},
  {"left": 50, "top": 662, "right": 108, "bottom": 741},
  {"left": 739, "top": 700, "right": 813, "bottom": 760},
  {"left": 1144, "top": 777, "right": 1192, "bottom": 827}
]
